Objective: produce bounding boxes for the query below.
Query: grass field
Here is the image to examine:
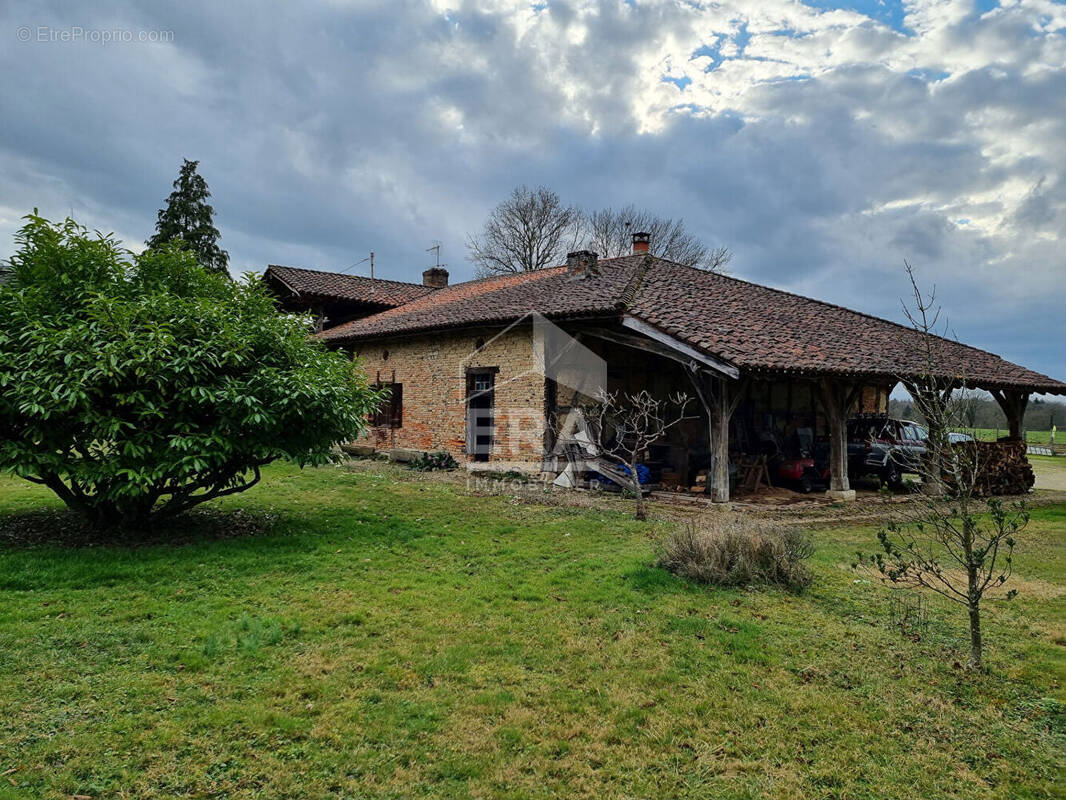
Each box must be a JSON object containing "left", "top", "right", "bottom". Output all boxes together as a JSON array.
[
  {"left": 1, "top": 463, "right": 1064, "bottom": 799},
  {"left": 952, "top": 428, "right": 1061, "bottom": 445}
]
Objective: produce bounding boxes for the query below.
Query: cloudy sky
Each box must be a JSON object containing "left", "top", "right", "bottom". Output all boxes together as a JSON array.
[{"left": 2, "top": 0, "right": 1064, "bottom": 382}]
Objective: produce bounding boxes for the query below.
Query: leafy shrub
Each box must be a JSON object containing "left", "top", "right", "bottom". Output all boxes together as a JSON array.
[
  {"left": 657, "top": 515, "right": 814, "bottom": 592},
  {"left": 412, "top": 450, "right": 458, "bottom": 471},
  {"left": 0, "top": 214, "right": 383, "bottom": 529}
]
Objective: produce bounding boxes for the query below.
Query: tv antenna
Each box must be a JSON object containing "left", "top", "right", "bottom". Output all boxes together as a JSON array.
[
  {"left": 343, "top": 254, "right": 377, "bottom": 283},
  {"left": 338, "top": 254, "right": 369, "bottom": 275},
  {"left": 426, "top": 240, "right": 446, "bottom": 270},
  {"left": 338, "top": 251, "right": 375, "bottom": 294}
]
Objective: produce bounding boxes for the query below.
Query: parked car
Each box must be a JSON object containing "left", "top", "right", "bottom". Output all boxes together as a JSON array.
[
  {"left": 847, "top": 416, "right": 928, "bottom": 489},
  {"left": 947, "top": 431, "right": 974, "bottom": 443}
]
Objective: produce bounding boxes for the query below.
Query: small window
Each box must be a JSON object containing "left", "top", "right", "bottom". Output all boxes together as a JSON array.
[{"left": 371, "top": 382, "right": 403, "bottom": 428}]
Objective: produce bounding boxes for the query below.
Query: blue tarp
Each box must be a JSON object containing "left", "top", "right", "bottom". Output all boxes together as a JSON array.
[{"left": 590, "top": 463, "right": 652, "bottom": 486}]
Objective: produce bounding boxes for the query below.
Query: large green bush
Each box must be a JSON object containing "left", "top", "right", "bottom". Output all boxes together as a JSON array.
[{"left": 0, "top": 214, "right": 381, "bottom": 529}]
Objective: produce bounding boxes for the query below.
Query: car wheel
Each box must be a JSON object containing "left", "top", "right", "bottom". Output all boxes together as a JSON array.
[{"left": 882, "top": 463, "right": 903, "bottom": 491}]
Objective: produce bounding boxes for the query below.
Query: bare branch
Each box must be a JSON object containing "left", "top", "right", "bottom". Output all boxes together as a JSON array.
[
  {"left": 858, "top": 262, "right": 1031, "bottom": 670},
  {"left": 466, "top": 186, "right": 584, "bottom": 277},
  {"left": 583, "top": 204, "right": 731, "bottom": 271},
  {"left": 562, "top": 389, "right": 692, "bottom": 521}
]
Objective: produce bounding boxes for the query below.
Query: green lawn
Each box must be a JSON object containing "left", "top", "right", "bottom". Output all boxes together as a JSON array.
[
  {"left": 1, "top": 464, "right": 1064, "bottom": 799},
  {"left": 953, "top": 428, "right": 1061, "bottom": 445}
]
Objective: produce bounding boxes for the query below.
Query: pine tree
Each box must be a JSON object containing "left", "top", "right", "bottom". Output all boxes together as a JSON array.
[{"left": 147, "top": 159, "right": 229, "bottom": 274}]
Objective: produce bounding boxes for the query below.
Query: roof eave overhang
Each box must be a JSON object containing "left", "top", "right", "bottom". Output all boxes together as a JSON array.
[
  {"left": 263, "top": 268, "right": 300, "bottom": 298},
  {"left": 620, "top": 315, "right": 739, "bottom": 380},
  {"left": 739, "top": 365, "right": 1066, "bottom": 396}
]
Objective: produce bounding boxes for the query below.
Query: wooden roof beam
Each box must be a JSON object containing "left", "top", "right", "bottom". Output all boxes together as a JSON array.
[{"left": 616, "top": 316, "right": 739, "bottom": 379}]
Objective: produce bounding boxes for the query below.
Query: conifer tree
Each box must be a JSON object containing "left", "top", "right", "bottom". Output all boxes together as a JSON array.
[{"left": 147, "top": 159, "right": 229, "bottom": 274}]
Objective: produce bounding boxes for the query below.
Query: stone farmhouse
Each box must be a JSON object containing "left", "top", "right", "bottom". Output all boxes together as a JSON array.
[{"left": 263, "top": 235, "right": 1066, "bottom": 502}]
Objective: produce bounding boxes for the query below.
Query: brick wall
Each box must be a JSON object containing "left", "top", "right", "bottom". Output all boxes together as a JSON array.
[{"left": 352, "top": 325, "right": 546, "bottom": 464}]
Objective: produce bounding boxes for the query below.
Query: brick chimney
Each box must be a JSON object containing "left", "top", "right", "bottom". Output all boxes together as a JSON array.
[
  {"left": 422, "top": 267, "right": 449, "bottom": 288},
  {"left": 566, "top": 250, "right": 599, "bottom": 280},
  {"left": 631, "top": 231, "right": 651, "bottom": 255}
]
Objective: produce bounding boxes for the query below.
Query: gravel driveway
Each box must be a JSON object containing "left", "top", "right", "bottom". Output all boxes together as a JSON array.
[{"left": 1032, "top": 456, "right": 1066, "bottom": 492}]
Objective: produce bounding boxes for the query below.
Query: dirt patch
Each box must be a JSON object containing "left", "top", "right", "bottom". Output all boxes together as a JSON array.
[
  {"left": 1032, "top": 457, "right": 1066, "bottom": 492},
  {"left": 341, "top": 456, "right": 1066, "bottom": 527}
]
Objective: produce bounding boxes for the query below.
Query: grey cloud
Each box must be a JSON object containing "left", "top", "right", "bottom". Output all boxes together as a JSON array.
[{"left": 0, "top": 0, "right": 1063, "bottom": 382}]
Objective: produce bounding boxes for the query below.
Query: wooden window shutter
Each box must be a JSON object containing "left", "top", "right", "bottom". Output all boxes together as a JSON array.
[{"left": 389, "top": 383, "right": 403, "bottom": 428}]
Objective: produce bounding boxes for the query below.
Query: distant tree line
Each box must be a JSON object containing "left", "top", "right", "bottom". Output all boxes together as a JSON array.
[{"left": 890, "top": 391, "right": 1065, "bottom": 431}]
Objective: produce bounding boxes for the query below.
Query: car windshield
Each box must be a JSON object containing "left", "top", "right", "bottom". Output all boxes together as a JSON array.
[{"left": 848, "top": 418, "right": 891, "bottom": 441}]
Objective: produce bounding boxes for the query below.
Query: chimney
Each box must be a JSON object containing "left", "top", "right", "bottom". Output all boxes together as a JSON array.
[
  {"left": 566, "top": 250, "right": 599, "bottom": 280},
  {"left": 422, "top": 267, "right": 449, "bottom": 288},
  {"left": 631, "top": 231, "right": 651, "bottom": 255}
]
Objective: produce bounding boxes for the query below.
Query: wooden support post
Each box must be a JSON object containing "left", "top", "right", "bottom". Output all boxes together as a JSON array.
[
  {"left": 709, "top": 387, "right": 731, "bottom": 503},
  {"left": 688, "top": 367, "right": 747, "bottom": 503},
  {"left": 990, "top": 389, "right": 1029, "bottom": 442},
  {"left": 818, "top": 378, "right": 861, "bottom": 502}
]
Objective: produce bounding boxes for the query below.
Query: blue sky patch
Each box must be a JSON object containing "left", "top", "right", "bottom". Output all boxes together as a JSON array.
[
  {"left": 907, "top": 67, "right": 951, "bottom": 82},
  {"left": 662, "top": 75, "right": 693, "bottom": 90},
  {"left": 733, "top": 22, "right": 752, "bottom": 53},
  {"left": 800, "top": 0, "right": 909, "bottom": 33},
  {"left": 690, "top": 22, "right": 751, "bottom": 72},
  {"left": 692, "top": 40, "right": 726, "bottom": 71}
]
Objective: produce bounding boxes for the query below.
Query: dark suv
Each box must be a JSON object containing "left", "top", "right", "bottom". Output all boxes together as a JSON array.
[{"left": 847, "top": 416, "right": 928, "bottom": 489}]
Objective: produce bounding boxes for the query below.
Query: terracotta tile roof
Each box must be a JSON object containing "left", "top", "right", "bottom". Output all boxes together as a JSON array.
[
  {"left": 320, "top": 255, "right": 647, "bottom": 340},
  {"left": 264, "top": 265, "right": 434, "bottom": 307},
  {"left": 629, "top": 261, "right": 1066, "bottom": 394},
  {"left": 321, "top": 256, "right": 1066, "bottom": 394}
]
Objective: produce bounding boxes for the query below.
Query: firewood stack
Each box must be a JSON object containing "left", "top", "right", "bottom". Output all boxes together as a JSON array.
[{"left": 942, "top": 441, "right": 1035, "bottom": 496}]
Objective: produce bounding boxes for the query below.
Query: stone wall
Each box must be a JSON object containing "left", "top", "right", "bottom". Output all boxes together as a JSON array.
[{"left": 352, "top": 325, "right": 546, "bottom": 465}]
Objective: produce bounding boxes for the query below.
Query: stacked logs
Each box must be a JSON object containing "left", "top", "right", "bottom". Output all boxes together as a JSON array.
[{"left": 942, "top": 441, "right": 1035, "bottom": 496}]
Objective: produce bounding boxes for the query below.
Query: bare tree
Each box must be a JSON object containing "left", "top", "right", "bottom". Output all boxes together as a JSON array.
[
  {"left": 860, "top": 263, "right": 1028, "bottom": 670},
  {"left": 897, "top": 261, "right": 957, "bottom": 498},
  {"left": 584, "top": 205, "right": 731, "bottom": 271},
  {"left": 583, "top": 389, "right": 692, "bottom": 521},
  {"left": 468, "top": 190, "right": 731, "bottom": 276},
  {"left": 958, "top": 389, "right": 981, "bottom": 430},
  {"left": 466, "top": 186, "right": 584, "bottom": 277}
]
